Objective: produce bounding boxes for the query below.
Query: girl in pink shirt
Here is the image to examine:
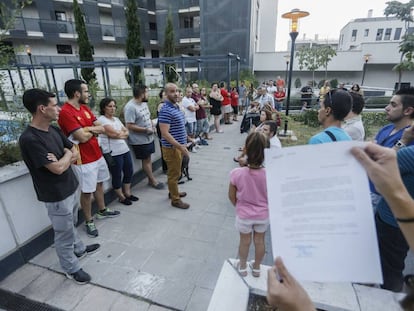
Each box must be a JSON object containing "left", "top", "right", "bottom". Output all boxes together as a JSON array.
[{"left": 229, "top": 132, "right": 269, "bottom": 277}]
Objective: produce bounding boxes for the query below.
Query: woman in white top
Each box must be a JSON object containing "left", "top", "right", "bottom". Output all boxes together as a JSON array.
[{"left": 98, "top": 98, "right": 138, "bottom": 205}]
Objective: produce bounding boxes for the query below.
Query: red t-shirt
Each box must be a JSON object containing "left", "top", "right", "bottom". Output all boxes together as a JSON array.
[
  {"left": 58, "top": 103, "right": 101, "bottom": 164},
  {"left": 231, "top": 91, "right": 239, "bottom": 107},
  {"left": 274, "top": 90, "right": 286, "bottom": 102},
  {"left": 220, "top": 88, "right": 231, "bottom": 106}
]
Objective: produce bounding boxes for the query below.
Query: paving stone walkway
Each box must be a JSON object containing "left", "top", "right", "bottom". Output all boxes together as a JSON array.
[{"left": 1, "top": 121, "right": 269, "bottom": 311}]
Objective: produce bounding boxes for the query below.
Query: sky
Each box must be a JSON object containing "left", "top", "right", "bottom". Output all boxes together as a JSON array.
[{"left": 276, "top": 0, "right": 390, "bottom": 51}]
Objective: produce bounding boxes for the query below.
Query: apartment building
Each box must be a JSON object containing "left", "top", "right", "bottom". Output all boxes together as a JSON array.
[{"left": 2, "top": 0, "right": 278, "bottom": 85}]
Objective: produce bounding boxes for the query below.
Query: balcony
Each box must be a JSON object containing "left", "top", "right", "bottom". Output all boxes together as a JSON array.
[
  {"left": 179, "top": 27, "right": 200, "bottom": 40},
  {"left": 101, "top": 24, "right": 127, "bottom": 38}
]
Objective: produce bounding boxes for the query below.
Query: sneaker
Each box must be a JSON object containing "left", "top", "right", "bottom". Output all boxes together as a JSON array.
[
  {"left": 86, "top": 221, "right": 98, "bottom": 238},
  {"left": 75, "top": 243, "right": 101, "bottom": 259},
  {"left": 96, "top": 208, "right": 121, "bottom": 219},
  {"left": 171, "top": 200, "right": 190, "bottom": 209},
  {"left": 65, "top": 268, "right": 91, "bottom": 285}
]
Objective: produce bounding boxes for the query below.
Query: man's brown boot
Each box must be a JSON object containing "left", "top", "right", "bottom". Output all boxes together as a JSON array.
[
  {"left": 171, "top": 200, "right": 190, "bottom": 209},
  {"left": 168, "top": 192, "right": 187, "bottom": 199}
]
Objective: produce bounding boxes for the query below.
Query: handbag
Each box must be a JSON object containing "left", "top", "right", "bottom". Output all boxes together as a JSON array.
[{"left": 100, "top": 136, "right": 116, "bottom": 167}]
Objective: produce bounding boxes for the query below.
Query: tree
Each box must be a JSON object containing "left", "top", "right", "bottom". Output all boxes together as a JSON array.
[
  {"left": 319, "top": 46, "right": 336, "bottom": 79},
  {"left": 0, "top": 0, "right": 31, "bottom": 110},
  {"left": 385, "top": 0, "right": 414, "bottom": 89},
  {"left": 125, "top": 0, "right": 144, "bottom": 86},
  {"left": 296, "top": 45, "right": 336, "bottom": 85},
  {"left": 73, "top": 0, "right": 95, "bottom": 83},
  {"left": 163, "top": 12, "right": 177, "bottom": 83}
]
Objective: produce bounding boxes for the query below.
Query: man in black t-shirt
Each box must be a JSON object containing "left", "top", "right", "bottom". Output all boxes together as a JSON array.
[
  {"left": 300, "top": 81, "right": 314, "bottom": 111},
  {"left": 19, "top": 89, "right": 99, "bottom": 285}
]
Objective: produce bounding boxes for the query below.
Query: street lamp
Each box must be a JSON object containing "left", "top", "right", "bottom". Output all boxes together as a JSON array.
[
  {"left": 283, "top": 54, "right": 290, "bottom": 85},
  {"left": 361, "top": 53, "right": 372, "bottom": 86},
  {"left": 281, "top": 8, "right": 309, "bottom": 135},
  {"left": 26, "top": 45, "right": 38, "bottom": 88}
]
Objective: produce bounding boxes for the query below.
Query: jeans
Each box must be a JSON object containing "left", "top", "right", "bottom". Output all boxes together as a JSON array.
[
  {"left": 45, "top": 191, "right": 85, "bottom": 274},
  {"left": 185, "top": 122, "right": 196, "bottom": 136},
  {"left": 196, "top": 118, "right": 210, "bottom": 136},
  {"left": 110, "top": 151, "right": 133, "bottom": 189},
  {"left": 375, "top": 213, "right": 409, "bottom": 292},
  {"left": 161, "top": 146, "right": 182, "bottom": 202}
]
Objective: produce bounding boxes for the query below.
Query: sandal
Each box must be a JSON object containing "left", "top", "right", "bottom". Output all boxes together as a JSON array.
[
  {"left": 119, "top": 198, "right": 132, "bottom": 206},
  {"left": 234, "top": 260, "right": 248, "bottom": 277},
  {"left": 125, "top": 194, "right": 139, "bottom": 201},
  {"left": 148, "top": 182, "right": 165, "bottom": 190},
  {"left": 249, "top": 261, "right": 261, "bottom": 277}
]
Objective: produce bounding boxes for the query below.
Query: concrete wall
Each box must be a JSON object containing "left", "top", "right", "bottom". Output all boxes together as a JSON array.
[{"left": 0, "top": 142, "right": 161, "bottom": 262}]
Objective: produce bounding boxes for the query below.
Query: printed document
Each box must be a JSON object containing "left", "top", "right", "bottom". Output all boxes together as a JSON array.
[{"left": 265, "top": 141, "right": 382, "bottom": 283}]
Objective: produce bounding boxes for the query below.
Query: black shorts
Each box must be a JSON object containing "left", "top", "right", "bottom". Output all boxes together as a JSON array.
[{"left": 132, "top": 141, "right": 155, "bottom": 159}]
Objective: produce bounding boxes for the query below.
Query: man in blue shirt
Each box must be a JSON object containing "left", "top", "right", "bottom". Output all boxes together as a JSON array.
[
  {"left": 371, "top": 87, "right": 414, "bottom": 206},
  {"left": 158, "top": 83, "right": 190, "bottom": 209},
  {"left": 373, "top": 88, "right": 414, "bottom": 292},
  {"left": 308, "top": 89, "right": 352, "bottom": 144}
]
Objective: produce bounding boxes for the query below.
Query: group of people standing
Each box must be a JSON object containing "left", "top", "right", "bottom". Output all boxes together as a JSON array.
[
  {"left": 18, "top": 80, "right": 192, "bottom": 285},
  {"left": 228, "top": 82, "right": 414, "bottom": 309}
]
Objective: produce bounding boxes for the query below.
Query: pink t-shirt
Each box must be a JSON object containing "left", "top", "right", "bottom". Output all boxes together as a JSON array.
[{"left": 229, "top": 167, "right": 268, "bottom": 220}]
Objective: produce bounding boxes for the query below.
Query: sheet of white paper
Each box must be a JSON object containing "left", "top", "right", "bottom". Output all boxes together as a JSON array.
[{"left": 265, "top": 141, "right": 383, "bottom": 283}]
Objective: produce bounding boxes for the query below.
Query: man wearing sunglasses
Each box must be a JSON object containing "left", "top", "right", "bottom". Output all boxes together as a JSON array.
[{"left": 308, "top": 89, "right": 352, "bottom": 144}]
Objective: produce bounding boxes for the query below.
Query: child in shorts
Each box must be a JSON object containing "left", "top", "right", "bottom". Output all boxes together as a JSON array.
[{"left": 228, "top": 131, "right": 270, "bottom": 277}]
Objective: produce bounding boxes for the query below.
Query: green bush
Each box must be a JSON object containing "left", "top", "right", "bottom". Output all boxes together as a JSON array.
[
  {"left": 292, "top": 109, "right": 320, "bottom": 127},
  {"left": 362, "top": 111, "right": 388, "bottom": 139},
  {"left": 0, "top": 142, "right": 21, "bottom": 167}
]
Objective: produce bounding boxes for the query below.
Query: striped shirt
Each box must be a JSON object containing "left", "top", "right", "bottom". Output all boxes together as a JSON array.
[
  {"left": 158, "top": 101, "right": 187, "bottom": 147},
  {"left": 377, "top": 146, "right": 414, "bottom": 227}
]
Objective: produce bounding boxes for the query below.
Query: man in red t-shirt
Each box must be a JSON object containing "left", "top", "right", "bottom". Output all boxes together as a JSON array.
[
  {"left": 220, "top": 81, "right": 232, "bottom": 124},
  {"left": 58, "top": 79, "right": 120, "bottom": 238}
]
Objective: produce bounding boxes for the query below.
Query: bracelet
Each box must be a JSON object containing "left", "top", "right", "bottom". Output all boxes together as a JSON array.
[{"left": 396, "top": 217, "right": 414, "bottom": 223}]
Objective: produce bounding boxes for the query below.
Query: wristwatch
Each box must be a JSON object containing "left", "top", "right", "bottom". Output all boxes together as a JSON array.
[{"left": 395, "top": 140, "right": 406, "bottom": 149}]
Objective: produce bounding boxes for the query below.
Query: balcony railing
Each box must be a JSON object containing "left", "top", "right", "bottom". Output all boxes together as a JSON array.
[
  {"left": 179, "top": 27, "right": 200, "bottom": 38},
  {"left": 9, "top": 17, "right": 127, "bottom": 39}
]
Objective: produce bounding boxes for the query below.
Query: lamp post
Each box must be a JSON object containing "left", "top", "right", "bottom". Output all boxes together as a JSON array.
[
  {"left": 283, "top": 54, "right": 290, "bottom": 85},
  {"left": 26, "top": 45, "right": 38, "bottom": 88},
  {"left": 281, "top": 9, "right": 309, "bottom": 135},
  {"left": 361, "top": 53, "right": 371, "bottom": 86}
]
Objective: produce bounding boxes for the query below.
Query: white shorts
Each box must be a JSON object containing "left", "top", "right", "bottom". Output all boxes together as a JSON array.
[
  {"left": 72, "top": 157, "right": 110, "bottom": 193},
  {"left": 235, "top": 216, "right": 269, "bottom": 234}
]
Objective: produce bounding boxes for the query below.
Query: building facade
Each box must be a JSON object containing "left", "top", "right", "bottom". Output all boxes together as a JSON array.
[{"left": 1, "top": 0, "right": 278, "bottom": 87}]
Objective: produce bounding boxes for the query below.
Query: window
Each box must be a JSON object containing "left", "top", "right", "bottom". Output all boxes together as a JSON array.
[
  {"left": 151, "top": 49, "right": 159, "bottom": 58},
  {"left": 149, "top": 22, "right": 157, "bottom": 31},
  {"left": 55, "top": 11, "right": 66, "bottom": 21},
  {"left": 394, "top": 28, "right": 402, "bottom": 40},
  {"left": 376, "top": 28, "right": 383, "bottom": 41},
  {"left": 182, "top": 16, "right": 193, "bottom": 29},
  {"left": 364, "top": 29, "right": 369, "bottom": 37},
  {"left": 384, "top": 28, "right": 392, "bottom": 40},
  {"left": 351, "top": 29, "right": 357, "bottom": 42},
  {"left": 56, "top": 44, "right": 72, "bottom": 54}
]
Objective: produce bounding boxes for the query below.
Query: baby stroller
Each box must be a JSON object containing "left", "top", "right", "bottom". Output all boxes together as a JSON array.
[{"left": 240, "top": 111, "right": 261, "bottom": 133}]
